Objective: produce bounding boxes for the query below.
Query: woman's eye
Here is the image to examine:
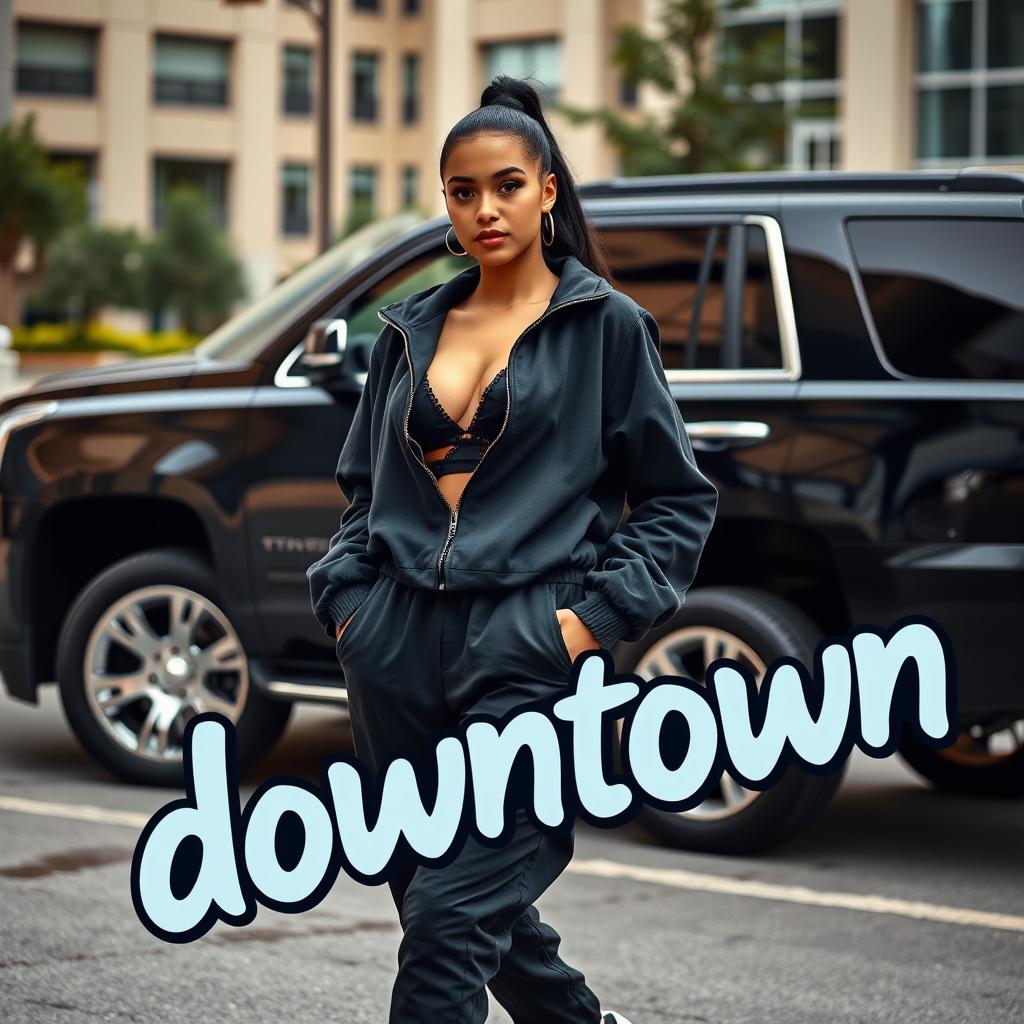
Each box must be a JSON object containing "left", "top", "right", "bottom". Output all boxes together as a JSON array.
[{"left": 454, "top": 181, "right": 522, "bottom": 200}]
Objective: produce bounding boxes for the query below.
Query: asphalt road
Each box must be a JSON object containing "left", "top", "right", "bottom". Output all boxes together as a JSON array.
[{"left": 0, "top": 686, "right": 1021, "bottom": 1024}]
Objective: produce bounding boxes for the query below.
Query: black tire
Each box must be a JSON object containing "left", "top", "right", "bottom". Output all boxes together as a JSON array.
[
  {"left": 614, "top": 585, "right": 847, "bottom": 855},
  {"left": 57, "top": 547, "right": 292, "bottom": 787},
  {"left": 898, "top": 721, "right": 1024, "bottom": 798}
]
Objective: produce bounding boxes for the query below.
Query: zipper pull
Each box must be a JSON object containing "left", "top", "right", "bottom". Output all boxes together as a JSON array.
[{"left": 438, "top": 508, "right": 458, "bottom": 591}]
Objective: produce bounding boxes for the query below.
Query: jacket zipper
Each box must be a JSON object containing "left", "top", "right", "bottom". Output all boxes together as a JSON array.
[{"left": 378, "top": 289, "right": 609, "bottom": 591}]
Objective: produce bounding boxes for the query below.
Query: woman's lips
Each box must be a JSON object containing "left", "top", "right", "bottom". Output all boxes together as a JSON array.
[{"left": 478, "top": 234, "right": 507, "bottom": 248}]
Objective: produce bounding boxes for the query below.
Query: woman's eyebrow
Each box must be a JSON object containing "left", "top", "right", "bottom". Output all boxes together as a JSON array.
[{"left": 446, "top": 166, "right": 526, "bottom": 184}]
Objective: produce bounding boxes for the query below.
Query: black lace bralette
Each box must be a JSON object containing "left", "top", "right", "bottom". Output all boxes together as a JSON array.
[{"left": 408, "top": 366, "right": 508, "bottom": 478}]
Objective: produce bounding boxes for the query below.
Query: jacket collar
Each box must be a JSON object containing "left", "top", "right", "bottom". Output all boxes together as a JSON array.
[
  {"left": 377, "top": 250, "right": 611, "bottom": 328},
  {"left": 376, "top": 251, "right": 612, "bottom": 389}
]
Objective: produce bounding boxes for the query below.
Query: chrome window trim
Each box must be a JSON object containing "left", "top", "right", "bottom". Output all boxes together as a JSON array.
[{"left": 652, "top": 213, "right": 801, "bottom": 383}]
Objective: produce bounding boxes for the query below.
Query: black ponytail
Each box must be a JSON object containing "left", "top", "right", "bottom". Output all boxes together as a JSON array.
[{"left": 439, "top": 74, "right": 613, "bottom": 284}]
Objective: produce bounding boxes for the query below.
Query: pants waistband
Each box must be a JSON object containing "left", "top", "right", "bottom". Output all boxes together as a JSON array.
[{"left": 377, "top": 557, "right": 587, "bottom": 589}]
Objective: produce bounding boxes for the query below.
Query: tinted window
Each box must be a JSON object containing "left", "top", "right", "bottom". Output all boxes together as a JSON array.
[
  {"left": 847, "top": 218, "right": 1024, "bottom": 380},
  {"left": 603, "top": 224, "right": 783, "bottom": 372}
]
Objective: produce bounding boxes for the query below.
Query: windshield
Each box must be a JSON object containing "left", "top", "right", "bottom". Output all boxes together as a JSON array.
[{"left": 193, "top": 210, "right": 426, "bottom": 362}]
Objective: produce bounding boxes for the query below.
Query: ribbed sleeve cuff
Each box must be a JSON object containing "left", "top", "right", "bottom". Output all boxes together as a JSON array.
[
  {"left": 322, "top": 579, "right": 378, "bottom": 640},
  {"left": 568, "top": 589, "right": 632, "bottom": 650}
]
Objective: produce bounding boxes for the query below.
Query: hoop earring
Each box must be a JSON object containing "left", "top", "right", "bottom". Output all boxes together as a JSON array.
[
  {"left": 445, "top": 225, "right": 469, "bottom": 257},
  {"left": 541, "top": 210, "right": 555, "bottom": 247}
]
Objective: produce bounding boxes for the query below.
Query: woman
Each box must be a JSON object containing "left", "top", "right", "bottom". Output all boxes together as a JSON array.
[{"left": 307, "top": 75, "right": 718, "bottom": 1024}]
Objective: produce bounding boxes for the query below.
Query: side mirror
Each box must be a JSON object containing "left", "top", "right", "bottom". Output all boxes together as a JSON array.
[{"left": 300, "top": 317, "right": 348, "bottom": 373}]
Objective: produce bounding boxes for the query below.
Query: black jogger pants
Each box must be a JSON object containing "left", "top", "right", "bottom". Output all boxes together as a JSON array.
[{"left": 334, "top": 557, "right": 603, "bottom": 1024}]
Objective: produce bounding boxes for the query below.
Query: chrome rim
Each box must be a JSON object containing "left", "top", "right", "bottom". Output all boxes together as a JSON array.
[
  {"left": 935, "top": 716, "right": 1024, "bottom": 767},
  {"left": 83, "top": 585, "right": 249, "bottom": 763},
  {"left": 619, "top": 625, "right": 768, "bottom": 821}
]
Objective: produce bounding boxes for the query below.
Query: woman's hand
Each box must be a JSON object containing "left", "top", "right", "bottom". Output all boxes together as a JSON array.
[
  {"left": 335, "top": 611, "right": 356, "bottom": 642},
  {"left": 555, "top": 608, "right": 601, "bottom": 663}
]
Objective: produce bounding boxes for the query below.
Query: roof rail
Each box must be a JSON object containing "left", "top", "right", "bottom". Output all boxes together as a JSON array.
[{"left": 577, "top": 168, "right": 1024, "bottom": 197}]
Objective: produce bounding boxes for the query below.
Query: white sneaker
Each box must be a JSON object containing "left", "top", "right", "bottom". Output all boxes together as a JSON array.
[{"left": 601, "top": 1012, "right": 637, "bottom": 1024}]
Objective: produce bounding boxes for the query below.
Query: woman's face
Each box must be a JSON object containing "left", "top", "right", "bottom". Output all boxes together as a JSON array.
[{"left": 441, "top": 133, "right": 556, "bottom": 264}]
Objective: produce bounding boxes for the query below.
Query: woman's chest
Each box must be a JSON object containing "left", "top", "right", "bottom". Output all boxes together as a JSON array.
[{"left": 425, "top": 307, "right": 545, "bottom": 427}]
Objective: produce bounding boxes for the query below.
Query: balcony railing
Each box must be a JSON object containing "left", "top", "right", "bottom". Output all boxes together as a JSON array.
[
  {"left": 154, "top": 76, "right": 229, "bottom": 107},
  {"left": 16, "top": 65, "right": 95, "bottom": 97}
]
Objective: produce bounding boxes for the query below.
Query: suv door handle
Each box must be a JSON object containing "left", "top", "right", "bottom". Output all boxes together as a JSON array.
[{"left": 686, "top": 420, "right": 772, "bottom": 451}]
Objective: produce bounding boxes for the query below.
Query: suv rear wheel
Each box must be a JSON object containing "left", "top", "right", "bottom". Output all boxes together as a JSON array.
[
  {"left": 614, "top": 586, "right": 846, "bottom": 854},
  {"left": 898, "top": 716, "right": 1024, "bottom": 797},
  {"left": 57, "top": 547, "right": 292, "bottom": 786}
]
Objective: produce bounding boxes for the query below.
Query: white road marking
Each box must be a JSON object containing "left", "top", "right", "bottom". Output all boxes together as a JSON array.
[
  {"left": 2, "top": 797, "right": 1020, "bottom": 933},
  {"left": 568, "top": 858, "right": 1024, "bottom": 933},
  {"left": 0, "top": 795, "right": 149, "bottom": 828}
]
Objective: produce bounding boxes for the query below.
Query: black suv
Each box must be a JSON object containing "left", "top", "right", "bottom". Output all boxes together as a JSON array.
[{"left": 2, "top": 170, "right": 1021, "bottom": 854}]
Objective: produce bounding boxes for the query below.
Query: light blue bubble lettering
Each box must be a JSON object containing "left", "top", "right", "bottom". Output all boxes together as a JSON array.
[
  {"left": 135, "top": 718, "right": 245, "bottom": 934},
  {"left": 626, "top": 683, "right": 718, "bottom": 801},
  {"left": 243, "top": 785, "right": 333, "bottom": 904},
  {"left": 713, "top": 643, "right": 852, "bottom": 780},
  {"left": 326, "top": 734, "right": 465, "bottom": 874},
  {"left": 466, "top": 712, "right": 564, "bottom": 836}
]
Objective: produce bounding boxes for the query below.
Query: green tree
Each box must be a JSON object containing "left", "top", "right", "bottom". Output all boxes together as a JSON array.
[
  {"left": 554, "top": 0, "right": 809, "bottom": 175},
  {"left": 140, "top": 186, "right": 247, "bottom": 336},
  {"left": 0, "top": 113, "right": 86, "bottom": 326},
  {"left": 29, "top": 224, "right": 146, "bottom": 341},
  {"left": 338, "top": 195, "right": 376, "bottom": 241}
]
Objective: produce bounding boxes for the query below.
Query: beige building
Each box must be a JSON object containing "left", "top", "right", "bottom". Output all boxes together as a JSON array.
[{"left": 4, "top": 0, "right": 1022, "bottom": 309}]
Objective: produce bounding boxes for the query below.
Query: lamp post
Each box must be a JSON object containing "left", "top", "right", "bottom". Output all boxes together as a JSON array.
[{"left": 224, "top": 0, "right": 332, "bottom": 253}]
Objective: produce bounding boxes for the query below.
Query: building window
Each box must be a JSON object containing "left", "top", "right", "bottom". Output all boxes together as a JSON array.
[
  {"left": 482, "top": 39, "right": 562, "bottom": 107},
  {"left": 281, "top": 164, "right": 311, "bottom": 236},
  {"left": 717, "top": 1, "right": 842, "bottom": 170},
  {"left": 49, "top": 151, "right": 100, "bottom": 222},
  {"left": 349, "top": 165, "right": 377, "bottom": 219},
  {"left": 402, "top": 53, "right": 420, "bottom": 124},
  {"left": 846, "top": 217, "right": 1024, "bottom": 380},
  {"left": 352, "top": 51, "right": 379, "bottom": 122},
  {"left": 619, "top": 75, "right": 638, "bottom": 108},
  {"left": 401, "top": 165, "right": 418, "bottom": 208},
  {"left": 153, "top": 158, "right": 228, "bottom": 230},
  {"left": 154, "top": 35, "right": 230, "bottom": 107},
  {"left": 16, "top": 22, "right": 97, "bottom": 98},
  {"left": 916, "top": 0, "right": 1024, "bottom": 163},
  {"left": 283, "top": 45, "right": 313, "bottom": 115}
]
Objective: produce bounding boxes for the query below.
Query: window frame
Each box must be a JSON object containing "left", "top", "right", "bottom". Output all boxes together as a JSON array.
[
  {"left": 599, "top": 213, "right": 801, "bottom": 382},
  {"left": 15, "top": 20, "right": 98, "bottom": 99}
]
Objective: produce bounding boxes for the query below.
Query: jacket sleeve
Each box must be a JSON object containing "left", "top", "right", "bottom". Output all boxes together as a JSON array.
[
  {"left": 568, "top": 308, "right": 718, "bottom": 649},
  {"left": 306, "top": 326, "right": 389, "bottom": 639}
]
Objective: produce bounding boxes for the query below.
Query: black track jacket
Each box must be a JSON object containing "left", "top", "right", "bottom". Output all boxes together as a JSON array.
[{"left": 307, "top": 250, "right": 719, "bottom": 650}]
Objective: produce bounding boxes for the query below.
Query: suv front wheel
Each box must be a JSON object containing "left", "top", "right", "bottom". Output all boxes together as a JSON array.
[{"left": 57, "top": 547, "right": 292, "bottom": 787}]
